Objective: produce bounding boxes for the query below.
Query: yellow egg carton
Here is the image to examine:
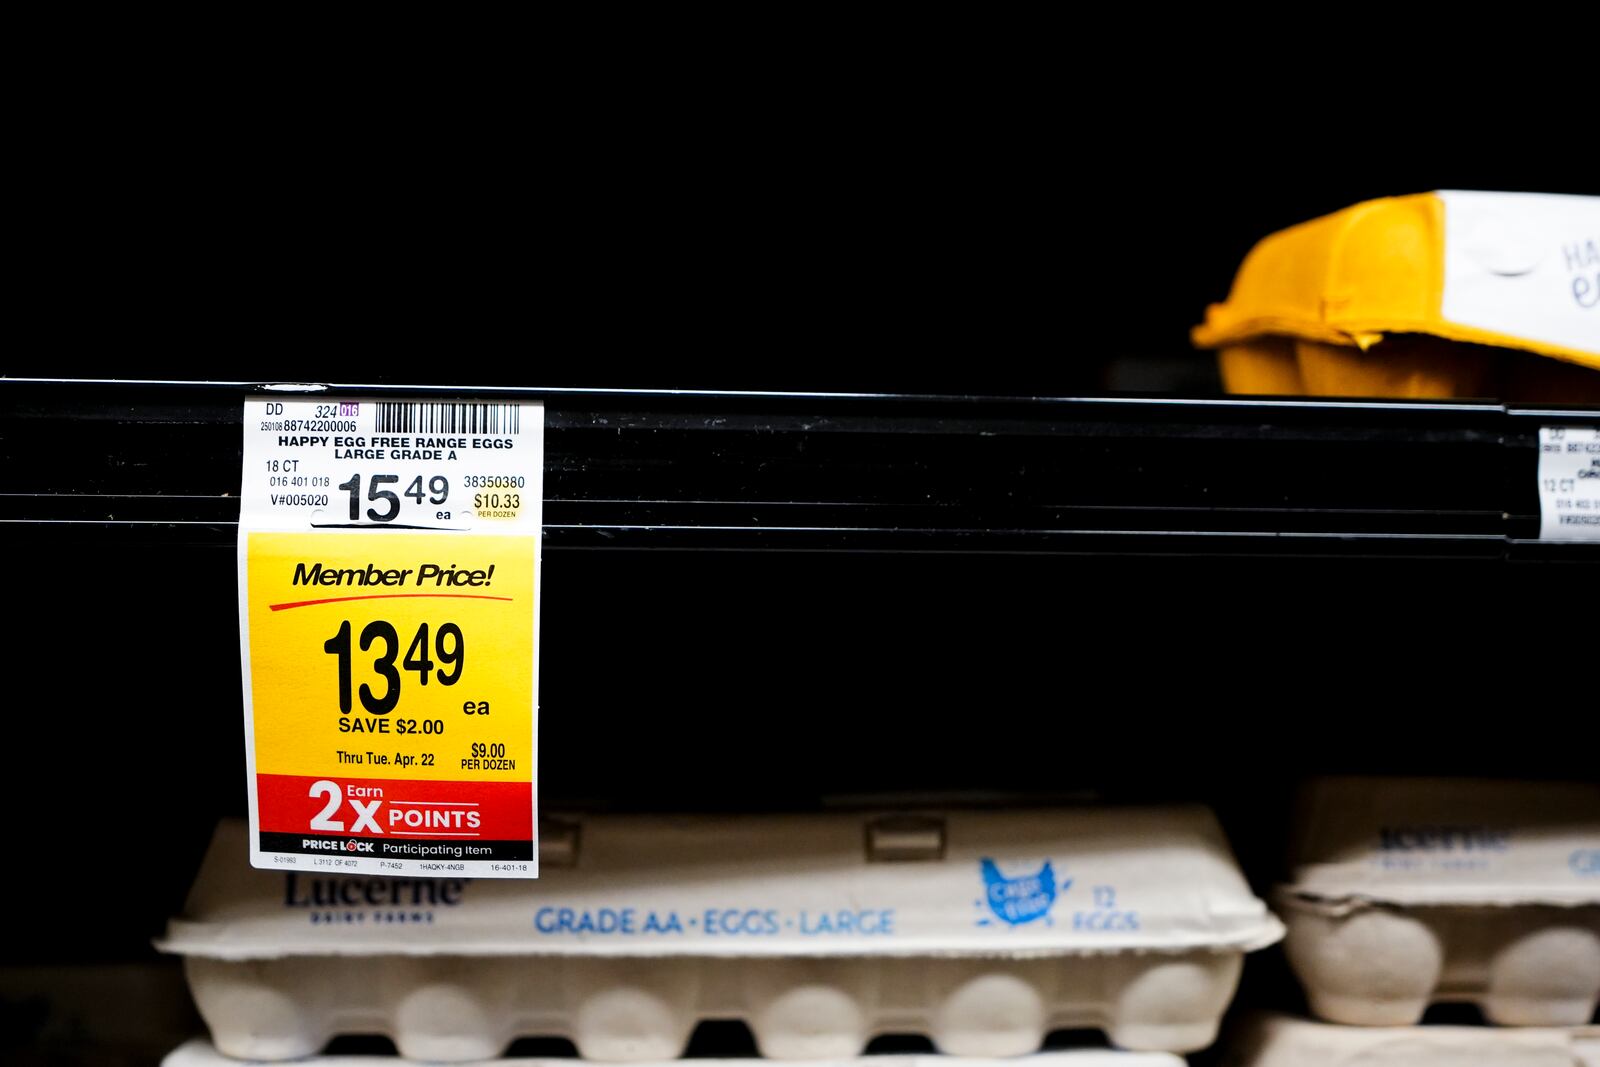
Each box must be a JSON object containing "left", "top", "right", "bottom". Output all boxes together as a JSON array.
[{"left": 1193, "top": 191, "right": 1600, "bottom": 401}]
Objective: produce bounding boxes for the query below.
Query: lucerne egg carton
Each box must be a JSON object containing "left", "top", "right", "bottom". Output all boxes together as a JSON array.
[
  {"left": 161, "top": 1039, "right": 1187, "bottom": 1067},
  {"left": 159, "top": 809, "right": 1282, "bottom": 1061},
  {"left": 1277, "top": 777, "right": 1600, "bottom": 1027},
  {"left": 1222, "top": 1013, "right": 1600, "bottom": 1067}
]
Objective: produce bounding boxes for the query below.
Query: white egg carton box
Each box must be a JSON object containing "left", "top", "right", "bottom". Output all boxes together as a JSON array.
[
  {"left": 1221, "top": 1013, "right": 1600, "bottom": 1067},
  {"left": 161, "top": 1038, "right": 1187, "bottom": 1067},
  {"left": 1278, "top": 778, "right": 1600, "bottom": 1028},
  {"left": 159, "top": 810, "right": 1280, "bottom": 1061}
]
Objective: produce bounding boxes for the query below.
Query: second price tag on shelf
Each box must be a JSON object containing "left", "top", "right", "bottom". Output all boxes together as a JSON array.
[{"left": 238, "top": 396, "right": 544, "bottom": 877}]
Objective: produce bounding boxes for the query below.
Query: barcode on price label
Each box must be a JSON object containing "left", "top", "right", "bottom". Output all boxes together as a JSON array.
[{"left": 375, "top": 402, "right": 522, "bottom": 435}]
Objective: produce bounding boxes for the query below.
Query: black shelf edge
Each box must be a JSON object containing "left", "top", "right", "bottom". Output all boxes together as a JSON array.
[{"left": 3, "top": 379, "right": 1597, "bottom": 560}]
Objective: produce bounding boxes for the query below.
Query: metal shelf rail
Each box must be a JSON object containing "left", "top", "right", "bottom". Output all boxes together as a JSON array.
[{"left": 2, "top": 379, "right": 1597, "bottom": 560}]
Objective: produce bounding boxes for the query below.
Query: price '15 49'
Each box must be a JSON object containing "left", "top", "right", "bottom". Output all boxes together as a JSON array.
[
  {"left": 338, "top": 473, "right": 449, "bottom": 523},
  {"left": 324, "top": 621, "right": 463, "bottom": 714}
]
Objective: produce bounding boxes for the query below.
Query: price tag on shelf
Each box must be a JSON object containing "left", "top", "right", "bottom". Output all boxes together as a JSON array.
[
  {"left": 1538, "top": 426, "right": 1600, "bottom": 542},
  {"left": 238, "top": 397, "right": 544, "bottom": 877}
]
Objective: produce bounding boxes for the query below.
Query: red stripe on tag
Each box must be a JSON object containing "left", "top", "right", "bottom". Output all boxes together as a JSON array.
[{"left": 257, "top": 773, "right": 532, "bottom": 840}]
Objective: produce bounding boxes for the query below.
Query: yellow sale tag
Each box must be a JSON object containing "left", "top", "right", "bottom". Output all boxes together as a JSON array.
[{"left": 239, "top": 398, "right": 543, "bottom": 877}]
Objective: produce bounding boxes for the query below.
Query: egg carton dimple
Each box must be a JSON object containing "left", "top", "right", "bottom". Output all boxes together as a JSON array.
[
  {"left": 1280, "top": 897, "right": 1600, "bottom": 1027},
  {"left": 185, "top": 950, "right": 1242, "bottom": 1061},
  {"left": 161, "top": 810, "right": 1280, "bottom": 1061},
  {"left": 161, "top": 1039, "right": 1187, "bottom": 1067},
  {"left": 1278, "top": 778, "right": 1600, "bottom": 1028}
]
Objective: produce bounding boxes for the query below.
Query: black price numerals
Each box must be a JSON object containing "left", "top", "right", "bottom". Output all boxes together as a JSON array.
[
  {"left": 324, "top": 621, "right": 464, "bottom": 714},
  {"left": 339, "top": 473, "right": 449, "bottom": 522}
]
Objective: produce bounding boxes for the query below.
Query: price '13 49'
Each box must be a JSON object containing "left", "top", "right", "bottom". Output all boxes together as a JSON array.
[{"left": 324, "top": 621, "right": 464, "bottom": 714}]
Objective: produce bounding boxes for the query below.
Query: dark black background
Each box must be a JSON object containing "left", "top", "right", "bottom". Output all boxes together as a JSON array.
[
  {"left": 3, "top": 56, "right": 1595, "bottom": 1063},
  {"left": 15, "top": 65, "right": 1594, "bottom": 393}
]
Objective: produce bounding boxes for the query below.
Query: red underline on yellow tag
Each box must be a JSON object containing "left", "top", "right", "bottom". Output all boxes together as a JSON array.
[{"left": 269, "top": 593, "right": 515, "bottom": 611}]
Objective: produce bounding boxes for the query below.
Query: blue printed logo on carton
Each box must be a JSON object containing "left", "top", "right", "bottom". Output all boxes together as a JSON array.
[
  {"left": 1572, "top": 849, "right": 1600, "bottom": 876},
  {"left": 976, "top": 858, "right": 1069, "bottom": 926}
]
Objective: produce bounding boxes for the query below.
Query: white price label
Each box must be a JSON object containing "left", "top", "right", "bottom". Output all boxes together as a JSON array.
[
  {"left": 238, "top": 396, "right": 545, "bottom": 878},
  {"left": 1439, "top": 191, "right": 1600, "bottom": 357},
  {"left": 240, "top": 398, "right": 543, "bottom": 535},
  {"left": 1538, "top": 426, "right": 1600, "bottom": 542}
]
